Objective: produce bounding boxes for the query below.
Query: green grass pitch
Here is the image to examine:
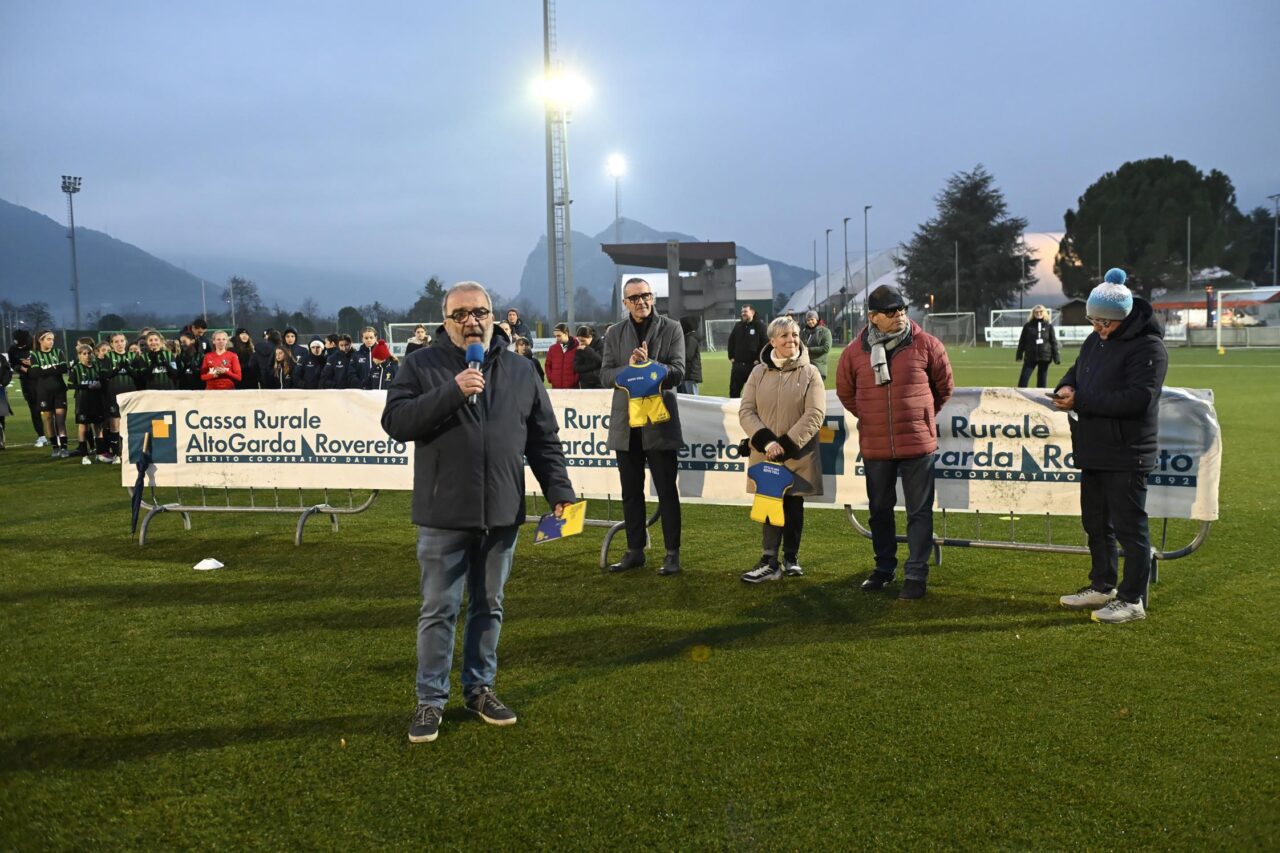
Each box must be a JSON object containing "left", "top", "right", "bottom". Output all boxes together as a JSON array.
[{"left": 1, "top": 346, "right": 1277, "bottom": 849}]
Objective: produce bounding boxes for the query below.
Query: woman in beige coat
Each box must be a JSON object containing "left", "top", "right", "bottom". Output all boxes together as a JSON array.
[{"left": 738, "top": 316, "right": 827, "bottom": 583}]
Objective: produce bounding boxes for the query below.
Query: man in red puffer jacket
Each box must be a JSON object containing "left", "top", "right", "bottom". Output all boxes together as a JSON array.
[
  {"left": 836, "top": 285, "right": 953, "bottom": 600},
  {"left": 543, "top": 323, "right": 580, "bottom": 389}
]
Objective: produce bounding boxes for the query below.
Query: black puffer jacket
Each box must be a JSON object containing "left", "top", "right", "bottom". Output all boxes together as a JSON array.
[
  {"left": 1056, "top": 297, "right": 1168, "bottom": 471},
  {"left": 1016, "top": 319, "right": 1060, "bottom": 364},
  {"left": 680, "top": 317, "right": 703, "bottom": 384},
  {"left": 381, "top": 336, "right": 576, "bottom": 530}
]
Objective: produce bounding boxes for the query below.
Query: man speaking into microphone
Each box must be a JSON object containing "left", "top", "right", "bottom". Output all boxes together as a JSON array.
[{"left": 382, "top": 281, "right": 576, "bottom": 744}]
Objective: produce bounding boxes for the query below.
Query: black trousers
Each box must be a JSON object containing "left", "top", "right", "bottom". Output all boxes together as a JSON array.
[
  {"left": 1017, "top": 360, "right": 1051, "bottom": 388},
  {"left": 1081, "top": 469, "right": 1151, "bottom": 603},
  {"left": 863, "top": 455, "right": 935, "bottom": 581},
  {"left": 616, "top": 430, "right": 681, "bottom": 552},
  {"left": 729, "top": 363, "right": 753, "bottom": 398},
  {"left": 19, "top": 374, "right": 43, "bottom": 436},
  {"left": 761, "top": 494, "right": 805, "bottom": 561}
]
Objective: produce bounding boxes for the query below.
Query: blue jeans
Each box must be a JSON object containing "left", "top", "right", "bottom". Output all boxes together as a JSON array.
[
  {"left": 677, "top": 381, "right": 698, "bottom": 395},
  {"left": 415, "top": 524, "right": 519, "bottom": 707}
]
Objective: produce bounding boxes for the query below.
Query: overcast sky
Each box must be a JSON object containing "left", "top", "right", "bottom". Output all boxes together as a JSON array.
[{"left": 3, "top": 0, "right": 1277, "bottom": 305}]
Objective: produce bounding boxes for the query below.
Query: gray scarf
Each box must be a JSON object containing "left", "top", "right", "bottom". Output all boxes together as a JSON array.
[{"left": 866, "top": 323, "right": 909, "bottom": 385}]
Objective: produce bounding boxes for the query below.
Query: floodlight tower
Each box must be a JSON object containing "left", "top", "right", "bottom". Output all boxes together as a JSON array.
[
  {"left": 61, "top": 175, "right": 83, "bottom": 329},
  {"left": 540, "top": 0, "right": 584, "bottom": 326},
  {"left": 607, "top": 154, "right": 626, "bottom": 317}
]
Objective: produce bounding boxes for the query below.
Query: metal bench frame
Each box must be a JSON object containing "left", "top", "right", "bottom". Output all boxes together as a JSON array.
[{"left": 129, "top": 485, "right": 379, "bottom": 547}]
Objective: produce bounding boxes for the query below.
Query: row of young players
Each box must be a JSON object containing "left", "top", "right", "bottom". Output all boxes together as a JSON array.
[{"left": 5, "top": 324, "right": 406, "bottom": 463}]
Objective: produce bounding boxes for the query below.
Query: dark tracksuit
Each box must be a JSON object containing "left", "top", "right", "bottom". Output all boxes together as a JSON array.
[
  {"left": 727, "top": 316, "right": 768, "bottom": 398},
  {"left": 296, "top": 352, "right": 328, "bottom": 389},
  {"left": 321, "top": 348, "right": 354, "bottom": 389},
  {"left": 265, "top": 364, "right": 295, "bottom": 389},
  {"left": 1056, "top": 297, "right": 1168, "bottom": 604},
  {"left": 348, "top": 346, "right": 373, "bottom": 389},
  {"left": 7, "top": 342, "right": 44, "bottom": 437},
  {"left": 363, "top": 360, "right": 398, "bottom": 390}
]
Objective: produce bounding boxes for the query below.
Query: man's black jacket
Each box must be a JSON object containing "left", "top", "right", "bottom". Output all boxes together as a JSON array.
[
  {"left": 727, "top": 316, "right": 768, "bottom": 366},
  {"left": 381, "top": 336, "right": 575, "bottom": 530},
  {"left": 1056, "top": 297, "right": 1168, "bottom": 471}
]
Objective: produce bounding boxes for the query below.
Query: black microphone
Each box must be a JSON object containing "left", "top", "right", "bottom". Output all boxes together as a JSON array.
[{"left": 466, "top": 342, "right": 485, "bottom": 405}]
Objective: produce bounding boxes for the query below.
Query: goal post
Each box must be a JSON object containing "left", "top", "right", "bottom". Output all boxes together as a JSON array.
[
  {"left": 703, "top": 319, "right": 739, "bottom": 352},
  {"left": 922, "top": 312, "right": 977, "bottom": 347},
  {"left": 385, "top": 321, "right": 438, "bottom": 358}
]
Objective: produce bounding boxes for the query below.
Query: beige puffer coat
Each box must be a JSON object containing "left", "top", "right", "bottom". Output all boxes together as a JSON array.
[{"left": 739, "top": 343, "right": 826, "bottom": 497}]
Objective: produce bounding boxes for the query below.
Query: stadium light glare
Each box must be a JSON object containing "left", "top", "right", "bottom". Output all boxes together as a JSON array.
[
  {"left": 606, "top": 154, "right": 626, "bottom": 178},
  {"left": 533, "top": 72, "right": 590, "bottom": 107}
]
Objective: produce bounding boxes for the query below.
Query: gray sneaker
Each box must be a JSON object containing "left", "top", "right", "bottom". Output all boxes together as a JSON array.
[
  {"left": 741, "top": 556, "right": 782, "bottom": 584},
  {"left": 1092, "top": 598, "right": 1147, "bottom": 624},
  {"left": 465, "top": 687, "right": 517, "bottom": 726},
  {"left": 781, "top": 558, "right": 804, "bottom": 577},
  {"left": 1059, "top": 586, "right": 1116, "bottom": 610},
  {"left": 408, "top": 704, "right": 442, "bottom": 743}
]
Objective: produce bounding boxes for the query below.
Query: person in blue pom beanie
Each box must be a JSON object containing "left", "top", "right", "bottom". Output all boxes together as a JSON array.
[{"left": 1051, "top": 268, "right": 1168, "bottom": 624}]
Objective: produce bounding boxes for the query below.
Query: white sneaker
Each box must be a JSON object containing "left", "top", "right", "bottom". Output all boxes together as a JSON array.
[
  {"left": 781, "top": 559, "right": 804, "bottom": 577},
  {"left": 741, "top": 557, "right": 782, "bottom": 584},
  {"left": 1092, "top": 598, "right": 1147, "bottom": 624},
  {"left": 113, "top": 455, "right": 122, "bottom": 465},
  {"left": 35, "top": 435, "right": 49, "bottom": 448},
  {"left": 81, "top": 455, "right": 94, "bottom": 465},
  {"left": 97, "top": 454, "right": 115, "bottom": 464},
  {"left": 1059, "top": 586, "right": 1117, "bottom": 610}
]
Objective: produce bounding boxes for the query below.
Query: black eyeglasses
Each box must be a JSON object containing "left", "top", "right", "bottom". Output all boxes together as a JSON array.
[
  {"left": 874, "top": 307, "right": 906, "bottom": 316},
  {"left": 447, "top": 307, "right": 492, "bottom": 323},
  {"left": 625, "top": 292, "right": 654, "bottom": 304}
]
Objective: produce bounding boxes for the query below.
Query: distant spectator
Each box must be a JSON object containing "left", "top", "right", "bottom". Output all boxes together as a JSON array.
[
  {"left": 515, "top": 337, "right": 545, "bottom": 382},
  {"left": 142, "top": 332, "right": 181, "bottom": 391},
  {"left": 727, "top": 304, "right": 768, "bottom": 397},
  {"left": 200, "top": 330, "right": 242, "bottom": 390},
  {"left": 348, "top": 327, "right": 378, "bottom": 389},
  {"left": 506, "top": 308, "right": 531, "bottom": 341},
  {"left": 678, "top": 316, "right": 703, "bottom": 394},
  {"left": 283, "top": 327, "right": 308, "bottom": 362},
  {"left": 574, "top": 325, "right": 603, "bottom": 388},
  {"left": 0, "top": 351, "right": 12, "bottom": 450},
  {"left": 404, "top": 324, "right": 431, "bottom": 356},
  {"left": 7, "top": 329, "right": 44, "bottom": 444},
  {"left": 322, "top": 334, "right": 355, "bottom": 389},
  {"left": 232, "top": 328, "right": 257, "bottom": 389},
  {"left": 297, "top": 339, "right": 328, "bottom": 389},
  {"left": 188, "top": 318, "right": 211, "bottom": 358},
  {"left": 544, "top": 323, "right": 580, "bottom": 389},
  {"left": 801, "top": 310, "right": 832, "bottom": 380},
  {"left": 1015, "top": 305, "right": 1060, "bottom": 388},
  {"left": 267, "top": 345, "right": 296, "bottom": 389},
  {"left": 364, "top": 340, "right": 398, "bottom": 390}
]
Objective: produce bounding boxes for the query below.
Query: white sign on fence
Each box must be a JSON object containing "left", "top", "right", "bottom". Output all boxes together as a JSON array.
[{"left": 120, "top": 387, "right": 1220, "bottom": 521}]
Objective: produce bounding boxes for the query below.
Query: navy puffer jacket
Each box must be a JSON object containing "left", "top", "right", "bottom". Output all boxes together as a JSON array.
[{"left": 1056, "top": 297, "right": 1167, "bottom": 471}]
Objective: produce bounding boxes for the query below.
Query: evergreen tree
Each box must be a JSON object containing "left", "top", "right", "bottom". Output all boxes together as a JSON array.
[
  {"left": 1055, "top": 157, "right": 1247, "bottom": 298},
  {"left": 897, "top": 165, "right": 1033, "bottom": 321}
]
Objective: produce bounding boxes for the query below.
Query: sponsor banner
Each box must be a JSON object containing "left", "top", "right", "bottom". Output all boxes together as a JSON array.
[
  {"left": 118, "top": 389, "right": 411, "bottom": 490},
  {"left": 120, "top": 387, "right": 1221, "bottom": 521}
]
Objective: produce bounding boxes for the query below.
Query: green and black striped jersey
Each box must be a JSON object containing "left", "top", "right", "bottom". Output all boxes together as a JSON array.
[
  {"left": 100, "top": 350, "right": 145, "bottom": 394},
  {"left": 29, "top": 348, "right": 69, "bottom": 382},
  {"left": 68, "top": 360, "right": 105, "bottom": 392}
]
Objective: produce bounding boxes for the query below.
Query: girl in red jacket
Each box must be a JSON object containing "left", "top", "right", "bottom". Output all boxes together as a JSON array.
[
  {"left": 543, "top": 323, "right": 579, "bottom": 389},
  {"left": 200, "top": 331, "right": 242, "bottom": 390}
]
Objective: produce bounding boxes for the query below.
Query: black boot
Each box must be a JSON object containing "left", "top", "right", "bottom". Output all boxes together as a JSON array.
[
  {"left": 608, "top": 549, "right": 646, "bottom": 573},
  {"left": 659, "top": 550, "right": 682, "bottom": 576}
]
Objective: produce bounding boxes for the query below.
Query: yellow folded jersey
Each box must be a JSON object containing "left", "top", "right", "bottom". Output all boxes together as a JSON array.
[
  {"left": 615, "top": 360, "right": 670, "bottom": 427},
  {"left": 747, "top": 462, "right": 793, "bottom": 528}
]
